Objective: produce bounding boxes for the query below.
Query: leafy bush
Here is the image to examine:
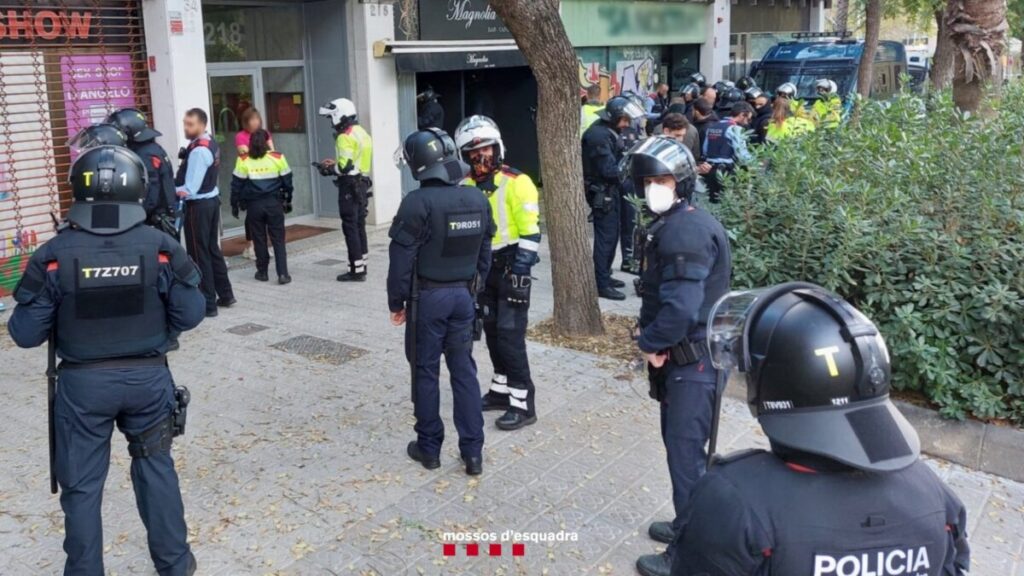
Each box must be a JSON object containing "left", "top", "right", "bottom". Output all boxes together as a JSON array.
[{"left": 713, "top": 85, "right": 1024, "bottom": 423}]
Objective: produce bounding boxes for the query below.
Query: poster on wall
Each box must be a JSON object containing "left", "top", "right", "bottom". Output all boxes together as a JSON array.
[
  {"left": 611, "top": 46, "right": 661, "bottom": 97},
  {"left": 0, "top": 52, "right": 59, "bottom": 297},
  {"left": 60, "top": 53, "right": 135, "bottom": 151}
]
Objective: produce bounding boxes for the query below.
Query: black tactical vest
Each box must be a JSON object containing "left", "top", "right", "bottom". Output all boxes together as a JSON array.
[
  {"left": 716, "top": 452, "right": 963, "bottom": 576},
  {"left": 703, "top": 119, "right": 736, "bottom": 164},
  {"left": 52, "top": 226, "right": 168, "bottom": 361},
  {"left": 638, "top": 203, "right": 731, "bottom": 335},
  {"left": 417, "top": 185, "right": 489, "bottom": 283},
  {"left": 174, "top": 136, "right": 220, "bottom": 195}
]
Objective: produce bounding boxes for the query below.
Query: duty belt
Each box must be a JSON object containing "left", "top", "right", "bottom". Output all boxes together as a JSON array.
[
  {"left": 418, "top": 279, "right": 472, "bottom": 290},
  {"left": 667, "top": 339, "right": 709, "bottom": 366},
  {"left": 59, "top": 355, "right": 167, "bottom": 370}
]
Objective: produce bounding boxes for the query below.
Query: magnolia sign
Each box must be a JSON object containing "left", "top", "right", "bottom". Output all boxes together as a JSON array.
[{"left": 419, "top": 0, "right": 511, "bottom": 41}]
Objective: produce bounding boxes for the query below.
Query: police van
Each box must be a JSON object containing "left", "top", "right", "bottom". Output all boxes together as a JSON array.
[{"left": 750, "top": 32, "right": 908, "bottom": 102}]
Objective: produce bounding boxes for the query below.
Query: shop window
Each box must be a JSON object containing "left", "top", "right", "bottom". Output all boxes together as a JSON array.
[
  {"left": 0, "top": 0, "right": 151, "bottom": 297},
  {"left": 203, "top": 4, "right": 304, "bottom": 63}
]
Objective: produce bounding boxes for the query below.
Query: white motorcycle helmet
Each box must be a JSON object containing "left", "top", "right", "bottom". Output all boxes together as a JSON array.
[
  {"left": 815, "top": 79, "right": 839, "bottom": 96},
  {"left": 318, "top": 98, "right": 357, "bottom": 127},
  {"left": 454, "top": 115, "right": 505, "bottom": 164}
]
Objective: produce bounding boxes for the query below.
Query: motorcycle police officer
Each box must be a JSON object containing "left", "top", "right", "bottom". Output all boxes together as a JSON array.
[
  {"left": 813, "top": 78, "right": 844, "bottom": 129},
  {"left": 625, "top": 137, "right": 732, "bottom": 576},
  {"left": 318, "top": 98, "right": 373, "bottom": 282},
  {"left": 671, "top": 282, "right": 971, "bottom": 575},
  {"left": 582, "top": 94, "right": 645, "bottom": 300},
  {"left": 455, "top": 115, "right": 542, "bottom": 431},
  {"left": 7, "top": 145, "right": 204, "bottom": 576},
  {"left": 106, "top": 108, "right": 179, "bottom": 237},
  {"left": 388, "top": 128, "right": 495, "bottom": 476}
]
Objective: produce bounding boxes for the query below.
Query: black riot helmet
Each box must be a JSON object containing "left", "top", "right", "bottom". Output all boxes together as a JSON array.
[
  {"left": 623, "top": 136, "right": 698, "bottom": 202},
  {"left": 67, "top": 145, "right": 149, "bottom": 234},
  {"left": 68, "top": 123, "right": 127, "bottom": 158},
  {"left": 397, "top": 128, "right": 468, "bottom": 185},
  {"left": 735, "top": 76, "right": 757, "bottom": 91},
  {"left": 707, "top": 282, "right": 920, "bottom": 472},
  {"left": 106, "top": 108, "right": 161, "bottom": 143},
  {"left": 598, "top": 94, "right": 646, "bottom": 125},
  {"left": 686, "top": 72, "right": 707, "bottom": 88},
  {"left": 715, "top": 87, "right": 745, "bottom": 113},
  {"left": 744, "top": 87, "right": 767, "bottom": 103},
  {"left": 678, "top": 83, "right": 700, "bottom": 101}
]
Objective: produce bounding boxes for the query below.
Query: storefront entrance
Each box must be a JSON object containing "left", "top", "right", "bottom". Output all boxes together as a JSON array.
[
  {"left": 203, "top": 2, "right": 320, "bottom": 237},
  {"left": 207, "top": 63, "right": 312, "bottom": 234}
]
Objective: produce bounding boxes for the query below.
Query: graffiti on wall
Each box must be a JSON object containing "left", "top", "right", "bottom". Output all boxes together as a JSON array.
[
  {"left": 578, "top": 58, "right": 613, "bottom": 101},
  {"left": 615, "top": 55, "right": 655, "bottom": 96}
]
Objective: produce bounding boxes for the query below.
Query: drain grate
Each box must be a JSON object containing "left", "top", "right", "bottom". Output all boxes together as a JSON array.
[
  {"left": 314, "top": 258, "right": 345, "bottom": 266},
  {"left": 271, "top": 334, "right": 367, "bottom": 365},
  {"left": 227, "top": 323, "right": 270, "bottom": 336}
]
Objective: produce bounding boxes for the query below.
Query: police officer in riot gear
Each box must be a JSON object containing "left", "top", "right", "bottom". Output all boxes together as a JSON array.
[
  {"left": 417, "top": 85, "right": 446, "bottom": 131},
  {"left": 670, "top": 283, "right": 971, "bottom": 576},
  {"left": 581, "top": 94, "right": 645, "bottom": 300},
  {"left": 677, "top": 83, "right": 701, "bottom": 122},
  {"left": 455, "top": 115, "right": 542, "bottom": 431},
  {"left": 745, "top": 87, "right": 773, "bottom": 145},
  {"left": 68, "top": 123, "right": 129, "bottom": 156},
  {"left": 319, "top": 98, "right": 373, "bottom": 282},
  {"left": 7, "top": 145, "right": 204, "bottom": 576},
  {"left": 625, "top": 137, "right": 732, "bottom": 576},
  {"left": 686, "top": 72, "right": 707, "bottom": 89},
  {"left": 388, "top": 128, "right": 495, "bottom": 476},
  {"left": 735, "top": 75, "right": 757, "bottom": 91},
  {"left": 701, "top": 101, "right": 754, "bottom": 203},
  {"left": 107, "top": 108, "right": 179, "bottom": 237}
]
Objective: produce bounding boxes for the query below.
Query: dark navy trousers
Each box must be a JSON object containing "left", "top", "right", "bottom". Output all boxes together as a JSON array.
[
  {"left": 55, "top": 365, "right": 191, "bottom": 576},
  {"left": 659, "top": 359, "right": 718, "bottom": 558},
  {"left": 408, "top": 286, "right": 485, "bottom": 459},
  {"left": 592, "top": 202, "right": 620, "bottom": 290}
]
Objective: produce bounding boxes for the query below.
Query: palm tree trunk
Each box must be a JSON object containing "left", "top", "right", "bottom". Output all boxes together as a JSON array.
[
  {"left": 947, "top": 0, "right": 1009, "bottom": 112},
  {"left": 834, "top": 0, "right": 851, "bottom": 33},
  {"left": 931, "top": 9, "right": 955, "bottom": 90}
]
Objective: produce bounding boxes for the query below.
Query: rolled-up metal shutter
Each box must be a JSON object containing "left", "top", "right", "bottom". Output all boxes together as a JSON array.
[{"left": 0, "top": 0, "right": 151, "bottom": 296}]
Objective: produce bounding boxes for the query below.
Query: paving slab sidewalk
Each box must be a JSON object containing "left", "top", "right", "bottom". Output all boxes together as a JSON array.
[{"left": 1, "top": 228, "right": 1022, "bottom": 575}]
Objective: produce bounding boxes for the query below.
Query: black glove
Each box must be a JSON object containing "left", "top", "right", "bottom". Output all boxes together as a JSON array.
[
  {"left": 506, "top": 273, "right": 532, "bottom": 307},
  {"left": 231, "top": 204, "right": 239, "bottom": 219}
]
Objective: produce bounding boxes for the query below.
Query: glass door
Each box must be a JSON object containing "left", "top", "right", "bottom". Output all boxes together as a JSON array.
[{"left": 209, "top": 70, "right": 262, "bottom": 233}]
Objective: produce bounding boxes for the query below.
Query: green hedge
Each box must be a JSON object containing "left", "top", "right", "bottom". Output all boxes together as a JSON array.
[{"left": 714, "top": 86, "right": 1024, "bottom": 423}]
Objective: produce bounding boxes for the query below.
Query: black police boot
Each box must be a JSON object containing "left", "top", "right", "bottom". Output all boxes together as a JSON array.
[
  {"left": 278, "top": 275, "right": 292, "bottom": 285},
  {"left": 495, "top": 410, "right": 537, "bottom": 431},
  {"left": 481, "top": 391, "right": 510, "bottom": 412},
  {"left": 254, "top": 270, "right": 269, "bottom": 282},
  {"left": 620, "top": 262, "right": 640, "bottom": 276},
  {"left": 609, "top": 277, "right": 626, "bottom": 288},
  {"left": 598, "top": 287, "right": 626, "bottom": 301},
  {"left": 636, "top": 552, "right": 672, "bottom": 576},
  {"left": 185, "top": 552, "right": 197, "bottom": 576},
  {"left": 648, "top": 521, "right": 676, "bottom": 544},
  {"left": 166, "top": 337, "right": 180, "bottom": 352},
  {"left": 217, "top": 296, "right": 237, "bottom": 308},
  {"left": 406, "top": 441, "right": 440, "bottom": 470},
  {"left": 205, "top": 307, "right": 219, "bottom": 318},
  {"left": 462, "top": 455, "right": 483, "bottom": 476},
  {"left": 337, "top": 269, "right": 367, "bottom": 282}
]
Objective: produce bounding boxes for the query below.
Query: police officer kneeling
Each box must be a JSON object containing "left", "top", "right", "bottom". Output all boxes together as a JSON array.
[
  {"left": 670, "top": 282, "right": 971, "bottom": 576},
  {"left": 387, "top": 129, "right": 495, "bottom": 476},
  {"left": 627, "top": 137, "right": 732, "bottom": 576},
  {"left": 7, "top": 145, "right": 205, "bottom": 576}
]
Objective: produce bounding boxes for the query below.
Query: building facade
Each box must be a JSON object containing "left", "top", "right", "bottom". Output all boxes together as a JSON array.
[{"left": 0, "top": 0, "right": 816, "bottom": 296}]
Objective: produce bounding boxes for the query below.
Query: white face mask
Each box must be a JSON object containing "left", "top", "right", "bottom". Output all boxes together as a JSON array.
[{"left": 645, "top": 182, "right": 677, "bottom": 214}]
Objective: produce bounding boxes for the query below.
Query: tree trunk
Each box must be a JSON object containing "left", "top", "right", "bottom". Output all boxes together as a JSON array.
[
  {"left": 857, "top": 0, "right": 883, "bottom": 99},
  {"left": 931, "top": 9, "right": 955, "bottom": 90},
  {"left": 489, "top": 0, "right": 604, "bottom": 336},
  {"left": 947, "top": 0, "right": 1008, "bottom": 112},
  {"left": 834, "top": 0, "right": 851, "bottom": 33}
]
